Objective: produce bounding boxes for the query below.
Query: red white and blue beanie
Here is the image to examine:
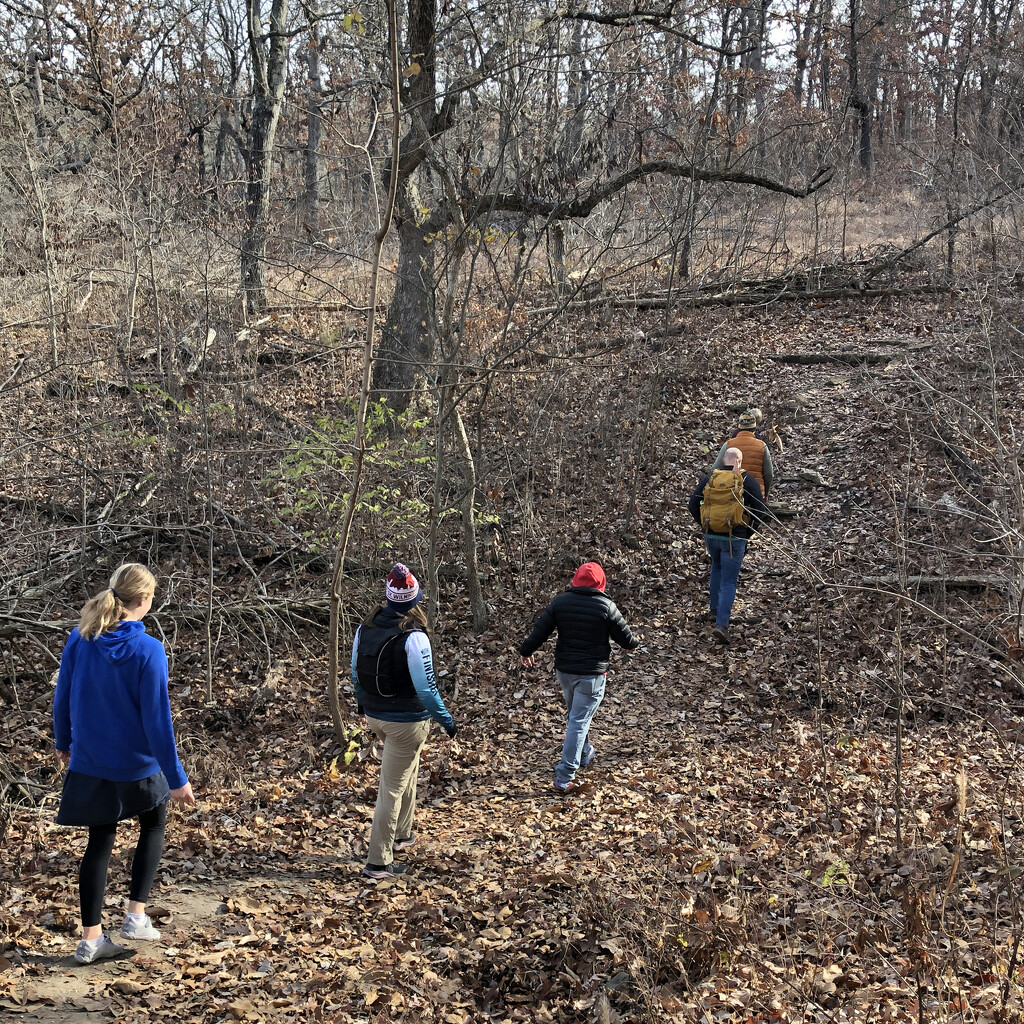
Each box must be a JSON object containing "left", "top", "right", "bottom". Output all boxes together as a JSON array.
[{"left": 385, "top": 563, "right": 421, "bottom": 610}]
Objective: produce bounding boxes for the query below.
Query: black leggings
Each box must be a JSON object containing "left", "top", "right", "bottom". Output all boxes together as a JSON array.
[{"left": 80, "top": 803, "right": 167, "bottom": 927}]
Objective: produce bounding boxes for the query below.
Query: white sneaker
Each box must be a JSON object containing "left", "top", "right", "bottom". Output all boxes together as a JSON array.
[
  {"left": 120, "top": 914, "right": 161, "bottom": 940},
  {"left": 74, "top": 934, "right": 125, "bottom": 964}
]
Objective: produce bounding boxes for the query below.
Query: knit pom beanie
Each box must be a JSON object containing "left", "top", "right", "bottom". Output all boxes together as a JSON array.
[
  {"left": 571, "top": 562, "right": 606, "bottom": 592},
  {"left": 738, "top": 410, "right": 758, "bottom": 429},
  {"left": 385, "top": 563, "right": 421, "bottom": 611}
]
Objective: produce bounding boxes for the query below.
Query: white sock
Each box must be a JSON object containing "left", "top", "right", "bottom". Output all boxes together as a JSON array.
[
  {"left": 125, "top": 912, "right": 146, "bottom": 923},
  {"left": 82, "top": 935, "right": 104, "bottom": 946}
]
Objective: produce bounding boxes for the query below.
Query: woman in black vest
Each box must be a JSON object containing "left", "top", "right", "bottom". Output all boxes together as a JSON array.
[{"left": 351, "top": 564, "right": 457, "bottom": 879}]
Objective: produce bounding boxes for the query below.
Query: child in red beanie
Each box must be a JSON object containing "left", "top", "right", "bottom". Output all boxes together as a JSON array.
[{"left": 519, "top": 562, "right": 639, "bottom": 791}]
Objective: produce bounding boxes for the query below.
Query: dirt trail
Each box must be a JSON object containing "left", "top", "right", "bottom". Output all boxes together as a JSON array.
[{"left": 7, "top": 887, "right": 226, "bottom": 1021}]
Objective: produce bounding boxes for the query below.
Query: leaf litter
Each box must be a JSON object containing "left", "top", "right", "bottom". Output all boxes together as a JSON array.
[{"left": 3, "top": 298, "right": 1024, "bottom": 1021}]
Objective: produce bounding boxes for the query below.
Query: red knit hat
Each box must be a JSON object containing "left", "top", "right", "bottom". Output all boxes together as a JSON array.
[{"left": 572, "top": 562, "right": 606, "bottom": 591}]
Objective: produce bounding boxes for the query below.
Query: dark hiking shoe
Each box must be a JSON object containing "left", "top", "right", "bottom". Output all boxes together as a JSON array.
[
  {"left": 712, "top": 626, "right": 729, "bottom": 644},
  {"left": 393, "top": 834, "right": 416, "bottom": 850},
  {"left": 361, "top": 862, "right": 408, "bottom": 880},
  {"left": 705, "top": 610, "right": 717, "bottom": 623},
  {"left": 553, "top": 780, "right": 579, "bottom": 793}
]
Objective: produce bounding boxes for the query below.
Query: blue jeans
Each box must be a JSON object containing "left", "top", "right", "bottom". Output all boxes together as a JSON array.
[
  {"left": 706, "top": 535, "right": 747, "bottom": 630},
  {"left": 555, "top": 670, "right": 605, "bottom": 785}
]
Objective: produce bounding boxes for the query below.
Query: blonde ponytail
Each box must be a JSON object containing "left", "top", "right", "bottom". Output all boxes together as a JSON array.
[{"left": 78, "top": 563, "right": 156, "bottom": 640}]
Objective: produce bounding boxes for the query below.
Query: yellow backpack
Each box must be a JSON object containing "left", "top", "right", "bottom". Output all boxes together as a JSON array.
[{"left": 701, "top": 470, "right": 749, "bottom": 534}]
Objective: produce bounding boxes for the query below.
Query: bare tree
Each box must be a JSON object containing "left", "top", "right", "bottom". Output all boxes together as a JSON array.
[
  {"left": 240, "top": 0, "right": 290, "bottom": 316},
  {"left": 370, "top": 0, "right": 833, "bottom": 414}
]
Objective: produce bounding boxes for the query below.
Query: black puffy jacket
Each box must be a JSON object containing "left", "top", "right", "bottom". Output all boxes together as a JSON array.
[{"left": 519, "top": 587, "right": 639, "bottom": 675}]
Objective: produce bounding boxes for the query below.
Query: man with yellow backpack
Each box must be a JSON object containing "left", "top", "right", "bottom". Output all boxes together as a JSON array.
[{"left": 687, "top": 447, "right": 769, "bottom": 644}]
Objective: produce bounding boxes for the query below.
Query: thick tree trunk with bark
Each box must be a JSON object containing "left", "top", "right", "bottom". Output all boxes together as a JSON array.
[
  {"left": 371, "top": 212, "right": 435, "bottom": 411},
  {"left": 241, "top": 0, "right": 290, "bottom": 317},
  {"left": 241, "top": 102, "right": 277, "bottom": 313},
  {"left": 369, "top": 0, "right": 442, "bottom": 413}
]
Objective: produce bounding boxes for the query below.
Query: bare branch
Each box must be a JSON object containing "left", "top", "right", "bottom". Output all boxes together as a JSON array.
[{"left": 464, "top": 161, "right": 833, "bottom": 224}]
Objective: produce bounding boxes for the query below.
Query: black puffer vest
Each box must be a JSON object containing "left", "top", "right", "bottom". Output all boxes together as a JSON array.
[{"left": 355, "top": 610, "right": 424, "bottom": 716}]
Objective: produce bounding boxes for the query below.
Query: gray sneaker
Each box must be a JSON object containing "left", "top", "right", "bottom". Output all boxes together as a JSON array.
[
  {"left": 74, "top": 934, "right": 125, "bottom": 964},
  {"left": 120, "top": 914, "right": 161, "bottom": 940}
]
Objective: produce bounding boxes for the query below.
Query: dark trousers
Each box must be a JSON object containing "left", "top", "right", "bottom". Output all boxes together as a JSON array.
[{"left": 80, "top": 802, "right": 167, "bottom": 927}]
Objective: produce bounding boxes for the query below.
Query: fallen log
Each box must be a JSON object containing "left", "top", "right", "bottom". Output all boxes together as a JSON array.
[
  {"left": 527, "top": 284, "right": 952, "bottom": 317},
  {"left": 857, "top": 574, "right": 1011, "bottom": 592}
]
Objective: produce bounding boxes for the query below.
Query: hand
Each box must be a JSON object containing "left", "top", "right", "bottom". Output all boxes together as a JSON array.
[
  {"left": 57, "top": 750, "right": 70, "bottom": 766},
  {"left": 171, "top": 782, "right": 196, "bottom": 805},
  {"left": 444, "top": 723, "right": 458, "bottom": 740},
  {"left": 520, "top": 655, "right": 534, "bottom": 668}
]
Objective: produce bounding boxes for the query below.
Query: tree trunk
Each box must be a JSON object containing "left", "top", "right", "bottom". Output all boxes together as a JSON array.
[
  {"left": 241, "top": 0, "right": 290, "bottom": 317},
  {"left": 369, "top": 0, "right": 441, "bottom": 413},
  {"left": 371, "top": 213, "right": 435, "bottom": 412},
  {"left": 304, "top": 9, "right": 323, "bottom": 239},
  {"left": 550, "top": 222, "right": 567, "bottom": 292},
  {"left": 793, "top": 0, "right": 818, "bottom": 106},
  {"left": 858, "top": 95, "right": 874, "bottom": 173},
  {"left": 241, "top": 102, "right": 277, "bottom": 314},
  {"left": 848, "top": 0, "right": 874, "bottom": 174},
  {"left": 750, "top": 0, "right": 770, "bottom": 161}
]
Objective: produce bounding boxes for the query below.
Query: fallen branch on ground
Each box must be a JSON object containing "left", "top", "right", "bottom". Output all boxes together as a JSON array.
[
  {"left": 527, "top": 284, "right": 951, "bottom": 317},
  {"left": 858, "top": 574, "right": 1011, "bottom": 592}
]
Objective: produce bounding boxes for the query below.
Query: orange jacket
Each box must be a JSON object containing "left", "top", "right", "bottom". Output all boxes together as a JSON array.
[{"left": 713, "top": 430, "right": 772, "bottom": 497}]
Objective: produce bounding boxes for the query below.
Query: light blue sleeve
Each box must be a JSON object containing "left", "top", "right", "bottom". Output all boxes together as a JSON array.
[
  {"left": 351, "top": 627, "right": 365, "bottom": 712},
  {"left": 405, "top": 631, "right": 455, "bottom": 731},
  {"left": 351, "top": 627, "right": 360, "bottom": 688}
]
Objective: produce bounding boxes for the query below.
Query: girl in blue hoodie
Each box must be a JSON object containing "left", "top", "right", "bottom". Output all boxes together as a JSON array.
[{"left": 53, "top": 563, "right": 195, "bottom": 964}]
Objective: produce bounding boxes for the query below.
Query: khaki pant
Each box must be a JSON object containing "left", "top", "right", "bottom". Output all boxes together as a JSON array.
[{"left": 366, "top": 717, "right": 431, "bottom": 866}]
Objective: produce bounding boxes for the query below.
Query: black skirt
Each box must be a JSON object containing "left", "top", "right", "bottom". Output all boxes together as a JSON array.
[{"left": 56, "top": 770, "right": 170, "bottom": 827}]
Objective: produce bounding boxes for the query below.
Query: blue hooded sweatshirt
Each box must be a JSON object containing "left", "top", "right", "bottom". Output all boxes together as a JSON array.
[{"left": 53, "top": 620, "right": 188, "bottom": 790}]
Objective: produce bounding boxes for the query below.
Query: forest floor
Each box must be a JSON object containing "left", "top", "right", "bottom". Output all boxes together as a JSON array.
[{"left": 4, "top": 289, "right": 1024, "bottom": 1023}]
